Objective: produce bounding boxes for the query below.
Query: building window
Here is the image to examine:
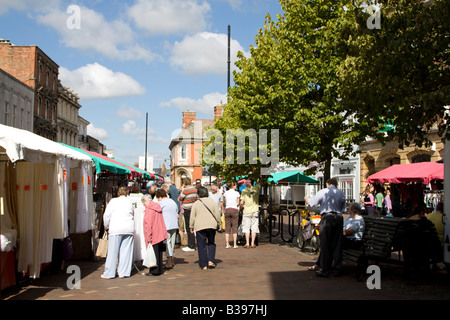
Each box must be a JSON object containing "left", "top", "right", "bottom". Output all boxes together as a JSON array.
[
  {"left": 412, "top": 154, "right": 431, "bottom": 163},
  {"left": 38, "top": 62, "right": 43, "bottom": 83},
  {"left": 27, "top": 110, "right": 31, "bottom": 130},
  {"left": 53, "top": 73, "right": 57, "bottom": 92},
  {"left": 13, "top": 105, "right": 17, "bottom": 127},
  {"left": 385, "top": 156, "right": 400, "bottom": 167},
  {"left": 45, "top": 101, "right": 49, "bottom": 119},
  {"left": 37, "top": 97, "right": 42, "bottom": 116},
  {"left": 21, "top": 108, "right": 25, "bottom": 129},
  {"left": 4, "top": 101, "right": 9, "bottom": 125},
  {"left": 339, "top": 180, "right": 354, "bottom": 201},
  {"left": 180, "top": 144, "right": 187, "bottom": 160},
  {"left": 339, "top": 167, "right": 353, "bottom": 175}
]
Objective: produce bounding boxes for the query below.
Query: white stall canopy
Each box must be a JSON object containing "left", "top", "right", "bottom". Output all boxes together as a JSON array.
[{"left": 0, "top": 124, "right": 94, "bottom": 278}]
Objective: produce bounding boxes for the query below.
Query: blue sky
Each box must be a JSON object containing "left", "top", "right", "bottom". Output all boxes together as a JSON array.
[{"left": 0, "top": 0, "right": 283, "bottom": 169}]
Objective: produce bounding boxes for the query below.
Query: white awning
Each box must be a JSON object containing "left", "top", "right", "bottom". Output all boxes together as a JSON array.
[{"left": 0, "top": 124, "right": 93, "bottom": 164}]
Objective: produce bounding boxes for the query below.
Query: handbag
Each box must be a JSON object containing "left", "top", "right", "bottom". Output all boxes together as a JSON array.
[
  {"left": 95, "top": 231, "right": 108, "bottom": 259},
  {"left": 143, "top": 244, "right": 157, "bottom": 268},
  {"left": 198, "top": 199, "right": 221, "bottom": 231}
]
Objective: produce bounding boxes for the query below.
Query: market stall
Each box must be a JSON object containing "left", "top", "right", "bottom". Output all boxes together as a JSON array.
[
  {"left": 367, "top": 162, "right": 444, "bottom": 216},
  {"left": 0, "top": 124, "right": 94, "bottom": 285},
  {"left": 268, "top": 170, "right": 319, "bottom": 209},
  {"left": 62, "top": 144, "right": 151, "bottom": 263}
]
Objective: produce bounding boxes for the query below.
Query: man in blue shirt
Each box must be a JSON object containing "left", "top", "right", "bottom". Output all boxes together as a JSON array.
[{"left": 305, "top": 178, "right": 346, "bottom": 277}]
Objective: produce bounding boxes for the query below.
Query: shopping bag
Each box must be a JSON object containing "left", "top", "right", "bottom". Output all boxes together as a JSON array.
[
  {"left": 221, "top": 214, "right": 226, "bottom": 230},
  {"left": 143, "top": 244, "right": 157, "bottom": 268},
  {"left": 95, "top": 232, "right": 108, "bottom": 259}
]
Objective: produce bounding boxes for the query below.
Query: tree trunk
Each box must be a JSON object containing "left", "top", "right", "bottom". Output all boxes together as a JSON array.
[{"left": 323, "top": 152, "right": 332, "bottom": 184}]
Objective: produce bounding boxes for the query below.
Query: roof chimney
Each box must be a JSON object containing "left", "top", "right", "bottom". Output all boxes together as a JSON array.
[
  {"left": 214, "top": 106, "right": 223, "bottom": 120},
  {"left": 182, "top": 110, "right": 196, "bottom": 129}
]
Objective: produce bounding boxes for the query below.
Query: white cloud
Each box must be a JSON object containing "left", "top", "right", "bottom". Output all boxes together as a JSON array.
[
  {"left": 170, "top": 32, "right": 249, "bottom": 75},
  {"left": 225, "top": 0, "right": 243, "bottom": 10},
  {"left": 122, "top": 120, "right": 147, "bottom": 135},
  {"left": 87, "top": 123, "right": 109, "bottom": 140},
  {"left": 127, "top": 0, "right": 211, "bottom": 36},
  {"left": 59, "top": 63, "right": 145, "bottom": 100},
  {"left": 0, "top": 0, "right": 59, "bottom": 15},
  {"left": 36, "top": 5, "right": 157, "bottom": 62},
  {"left": 116, "top": 105, "right": 144, "bottom": 119},
  {"left": 160, "top": 92, "right": 226, "bottom": 116},
  {"left": 122, "top": 120, "right": 169, "bottom": 144}
]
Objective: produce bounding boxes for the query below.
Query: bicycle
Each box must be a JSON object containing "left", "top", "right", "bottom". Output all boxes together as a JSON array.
[{"left": 294, "top": 208, "right": 321, "bottom": 253}]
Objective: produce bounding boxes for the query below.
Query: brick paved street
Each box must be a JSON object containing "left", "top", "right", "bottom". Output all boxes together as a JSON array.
[{"left": 1, "top": 232, "right": 449, "bottom": 302}]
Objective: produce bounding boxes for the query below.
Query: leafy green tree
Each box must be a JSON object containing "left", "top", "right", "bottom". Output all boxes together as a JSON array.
[
  {"left": 340, "top": 0, "right": 450, "bottom": 147},
  {"left": 207, "top": 0, "right": 365, "bottom": 182}
]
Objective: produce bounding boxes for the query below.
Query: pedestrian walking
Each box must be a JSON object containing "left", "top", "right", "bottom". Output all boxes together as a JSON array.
[
  {"left": 155, "top": 188, "right": 179, "bottom": 269},
  {"left": 164, "top": 177, "right": 180, "bottom": 212},
  {"left": 178, "top": 177, "right": 199, "bottom": 252},
  {"left": 384, "top": 188, "right": 393, "bottom": 217},
  {"left": 305, "top": 178, "right": 346, "bottom": 277},
  {"left": 209, "top": 183, "right": 225, "bottom": 232},
  {"left": 223, "top": 181, "right": 240, "bottom": 248},
  {"left": 375, "top": 187, "right": 385, "bottom": 216},
  {"left": 143, "top": 181, "right": 157, "bottom": 200},
  {"left": 101, "top": 187, "right": 135, "bottom": 279},
  {"left": 189, "top": 186, "right": 221, "bottom": 270},
  {"left": 240, "top": 178, "right": 261, "bottom": 248},
  {"left": 142, "top": 194, "right": 168, "bottom": 276},
  {"left": 363, "top": 185, "right": 375, "bottom": 217}
]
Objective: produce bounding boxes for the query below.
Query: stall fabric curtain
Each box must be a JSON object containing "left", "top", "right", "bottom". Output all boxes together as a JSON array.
[
  {"left": 4, "top": 161, "right": 19, "bottom": 232},
  {"left": 16, "top": 162, "right": 35, "bottom": 274},
  {"left": 54, "top": 156, "right": 70, "bottom": 238},
  {"left": 70, "top": 161, "right": 94, "bottom": 234},
  {"left": 15, "top": 162, "right": 59, "bottom": 278},
  {"left": 76, "top": 162, "right": 88, "bottom": 233},
  {"left": 31, "top": 162, "right": 56, "bottom": 278}
]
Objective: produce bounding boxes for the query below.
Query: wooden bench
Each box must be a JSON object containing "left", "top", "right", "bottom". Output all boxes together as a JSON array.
[
  {"left": 343, "top": 216, "right": 403, "bottom": 281},
  {"left": 343, "top": 216, "right": 443, "bottom": 281}
]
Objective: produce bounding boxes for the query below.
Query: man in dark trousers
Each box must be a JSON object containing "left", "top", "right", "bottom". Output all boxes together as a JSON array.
[{"left": 305, "top": 178, "right": 346, "bottom": 277}]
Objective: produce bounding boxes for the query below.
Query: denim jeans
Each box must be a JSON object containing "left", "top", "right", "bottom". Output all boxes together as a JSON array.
[{"left": 195, "top": 229, "right": 216, "bottom": 268}]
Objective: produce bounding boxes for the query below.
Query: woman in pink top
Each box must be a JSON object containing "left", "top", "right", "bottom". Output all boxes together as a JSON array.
[
  {"left": 143, "top": 194, "right": 168, "bottom": 276},
  {"left": 363, "top": 185, "right": 375, "bottom": 217}
]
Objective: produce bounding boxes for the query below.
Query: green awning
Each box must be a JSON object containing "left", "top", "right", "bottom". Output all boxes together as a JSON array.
[
  {"left": 60, "top": 143, "right": 130, "bottom": 175},
  {"left": 268, "top": 171, "right": 318, "bottom": 184},
  {"left": 112, "top": 158, "right": 152, "bottom": 179}
]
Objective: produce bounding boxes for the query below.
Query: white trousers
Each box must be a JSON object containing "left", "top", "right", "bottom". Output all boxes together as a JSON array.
[
  {"left": 102, "top": 234, "right": 134, "bottom": 278},
  {"left": 166, "top": 229, "right": 178, "bottom": 257}
]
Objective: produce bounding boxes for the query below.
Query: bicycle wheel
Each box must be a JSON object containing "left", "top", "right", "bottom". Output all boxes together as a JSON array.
[
  {"left": 295, "top": 226, "right": 306, "bottom": 250},
  {"left": 310, "top": 232, "right": 320, "bottom": 253}
]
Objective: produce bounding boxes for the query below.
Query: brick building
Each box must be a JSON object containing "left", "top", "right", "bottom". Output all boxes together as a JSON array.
[
  {"left": 169, "top": 106, "right": 222, "bottom": 188},
  {"left": 0, "top": 39, "right": 59, "bottom": 140}
]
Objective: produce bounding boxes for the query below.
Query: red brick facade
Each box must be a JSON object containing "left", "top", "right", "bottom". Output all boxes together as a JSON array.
[
  {"left": 0, "top": 40, "right": 59, "bottom": 140},
  {"left": 169, "top": 106, "right": 223, "bottom": 188}
]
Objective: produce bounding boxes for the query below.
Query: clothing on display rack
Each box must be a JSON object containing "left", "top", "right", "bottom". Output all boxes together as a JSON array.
[{"left": 424, "top": 191, "right": 444, "bottom": 211}]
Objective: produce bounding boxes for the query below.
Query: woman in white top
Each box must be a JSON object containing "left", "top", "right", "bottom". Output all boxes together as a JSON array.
[
  {"left": 223, "top": 181, "right": 241, "bottom": 248},
  {"left": 101, "top": 187, "right": 135, "bottom": 279},
  {"left": 155, "top": 187, "right": 179, "bottom": 269}
]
